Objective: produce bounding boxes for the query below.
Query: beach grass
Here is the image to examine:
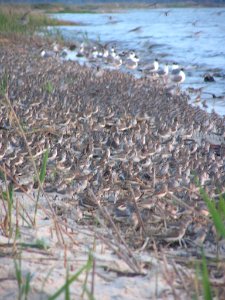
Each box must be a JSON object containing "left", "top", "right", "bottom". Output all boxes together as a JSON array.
[
  {"left": 48, "top": 253, "right": 94, "bottom": 300},
  {"left": 0, "top": 5, "right": 78, "bottom": 37},
  {"left": 14, "top": 254, "right": 32, "bottom": 300},
  {"left": 201, "top": 249, "right": 213, "bottom": 300},
  {"left": 34, "top": 148, "right": 49, "bottom": 225},
  {"left": 196, "top": 177, "right": 225, "bottom": 239}
]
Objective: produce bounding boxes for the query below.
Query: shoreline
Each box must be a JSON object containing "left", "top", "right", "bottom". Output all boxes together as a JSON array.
[
  {"left": 2, "top": 2, "right": 225, "bottom": 15},
  {"left": 0, "top": 36, "right": 225, "bottom": 299},
  {"left": 48, "top": 7, "right": 225, "bottom": 118}
]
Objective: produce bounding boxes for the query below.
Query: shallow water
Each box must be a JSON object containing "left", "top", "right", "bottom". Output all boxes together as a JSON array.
[{"left": 52, "top": 8, "right": 225, "bottom": 116}]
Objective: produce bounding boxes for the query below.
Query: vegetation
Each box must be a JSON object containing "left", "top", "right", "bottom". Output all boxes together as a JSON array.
[
  {"left": 48, "top": 254, "right": 94, "bottom": 300},
  {"left": 14, "top": 254, "right": 32, "bottom": 300},
  {"left": 0, "top": 5, "right": 78, "bottom": 37}
]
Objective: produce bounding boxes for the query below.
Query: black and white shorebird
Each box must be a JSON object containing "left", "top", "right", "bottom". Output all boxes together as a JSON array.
[
  {"left": 141, "top": 58, "right": 159, "bottom": 74},
  {"left": 112, "top": 54, "right": 123, "bottom": 68},
  {"left": 157, "top": 63, "right": 169, "bottom": 81},
  {"left": 125, "top": 51, "right": 139, "bottom": 70},
  {"left": 107, "top": 50, "right": 122, "bottom": 68},
  {"left": 171, "top": 68, "right": 186, "bottom": 84},
  {"left": 171, "top": 62, "right": 180, "bottom": 75},
  {"left": 76, "top": 43, "right": 85, "bottom": 57}
]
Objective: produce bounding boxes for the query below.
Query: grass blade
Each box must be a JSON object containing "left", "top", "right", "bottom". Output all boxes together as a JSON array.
[
  {"left": 218, "top": 194, "right": 225, "bottom": 220},
  {"left": 201, "top": 249, "right": 212, "bottom": 300},
  {"left": 39, "top": 148, "right": 49, "bottom": 183},
  {"left": 65, "top": 267, "right": 70, "bottom": 300},
  {"left": 34, "top": 148, "right": 49, "bottom": 224},
  {"left": 48, "top": 255, "right": 93, "bottom": 300},
  {"left": 200, "top": 187, "right": 225, "bottom": 238},
  {"left": 24, "top": 272, "right": 32, "bottom": 300}
]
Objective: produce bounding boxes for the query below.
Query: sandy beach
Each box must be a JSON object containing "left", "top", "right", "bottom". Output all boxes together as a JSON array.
[{"left": 0, "top": 35, "right": 225, "bottom": 299}]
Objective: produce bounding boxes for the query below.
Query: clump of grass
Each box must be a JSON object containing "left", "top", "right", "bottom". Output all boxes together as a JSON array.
[
  {"left": 196, "top": 178, "right": 225, "bottom": 239},
  {"left": 0, "top": 8, "right": 41, "bottom": 35},
  {"left": 43, "top": 81, "right": 54, "bottom": 94},
  {"left": 194, "top": 249, "right": 213, "bottom": 300},
  {"left": 0, "top": 6, "right": 71, "bottom": 37},
  {"left": 201, "top": 249, "right": 213, "bottom": 300}
]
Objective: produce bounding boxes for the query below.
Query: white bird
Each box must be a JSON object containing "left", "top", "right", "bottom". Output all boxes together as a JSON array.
[
  {"left": 60, "top": 48, "right": 68, "bottom": 58},
  {"left": 91, "top": 46, "right": 99, "bottom": 59},
  {"left": 109, "top": 46, "right": 117, "bottom": 58},
  {"left": 125, "top": 51, "right": 139, "bottom": 70},
  {"left": 157, "top": 63, "right": 169, "bottom": 83},
  {"left": 157, "top": 63, "right": 169, "bottom": 76},
  {"left": 103, "top": 48, "right": 109, "bottom": 58},
  {"left": 52, "top": 42, "right": 60, "bottom": 54},
  {"left": 171, "top": 62, "right": 180, "bottom": 75},
  {"left": 111, "top": 54, "right": 122, "bottom": 68},
  {"left": 40, "top": 49, "right": 55, "bottom": 58},
  {"left": 77, "top": 43, "right": 85, "bottom": 57},
  {"left": 106, "top": 47, "right": 122, "bottom": 67},
  {"left": 142, "top": 58, "right": 159, "bottom": 74},
  {"left": 171, "top": 68, "right": 186, "bottom": 84}
]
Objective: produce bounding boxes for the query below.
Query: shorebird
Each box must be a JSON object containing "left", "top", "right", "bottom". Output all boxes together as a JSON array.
[
  {"left": 98, "top": 47, "right": 109, "bottom": 58},
  {"left": 153, "top": 183, "right": 168, "bottom": 198},
  {"left": 111, "top": 53, "right": 122, "bottom": 68},
  {"left": 76, "top": 43, "right": 85, "bottom": 57},
  {"left": 40, "top": 49, "right": 55, "bottom": 58},
  {"left": 154, "top": 216, "right": 192, "bottom": 246},
  {"left": 60, "top": 48, "right": 68, "bottom": 58},
  {"left": 204, "top": 73, "right": 215, "bottom": 82},
  {"left": 142, "top": 58, "right": 159, "bottom": 74},
  {"left": 52, "top": 42, "right": 60, "bottom": 55},
  {"left": 157, "top": 63, "right": 169, "bottom": 77},
  {"left": 109, "top": 46, "right": 117, "bottom": 58},
  {"left": 171, "top": 68, "right": 186, "bottom": 84},
  {"left": 90, "top": 46, "right": 99, "bottom": 59},
  {"left": 105, "top": 47, "right": 120, "bottom": 65},
  {"left": 171, "top": 62, "right": 180, "bottom": 75},
  {"left": 19, "top": 10, "right": 31, "bottom": 25},
  {"left": 125, "top": 51, "right": 139, "bottom": 70}
]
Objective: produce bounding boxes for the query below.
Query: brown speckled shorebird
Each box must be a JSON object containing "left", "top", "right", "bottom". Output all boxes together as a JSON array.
[{"left": 0, "top": 39, "right": 225, "bottom": 259}]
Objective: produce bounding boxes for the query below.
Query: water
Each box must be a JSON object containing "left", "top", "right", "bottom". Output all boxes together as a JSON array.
[{"left": 51, "top": 8, "right": 225, "bottom": 116}]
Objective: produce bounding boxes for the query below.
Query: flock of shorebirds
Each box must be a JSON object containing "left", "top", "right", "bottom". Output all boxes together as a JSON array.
[
  {"left": 41, "top": 41, "right": 186, "bottom": 86},
  {"left": 0, "top": 41, "right": 225, "bottom": 247}
]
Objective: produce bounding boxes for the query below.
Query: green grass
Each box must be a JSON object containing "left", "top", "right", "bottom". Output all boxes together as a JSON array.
[
  {"left": 34, "top": 148, "right": 49, "bottom": 225},
  {"left": 198, "top": 185, "right": 225, "bottom": 239},
  {"left": 48, "top": 253, "right": 94, "bottom": 300},
  {"left": 14, "top": 254, "right": 32, "bottom": 300},
  {"left": 0, "top": 72, "right": 8, "bottom": 96},
  {"left": 201, "top": 251, "right": 212, "bottom": 300},
  {"left": 1, "top": 180, "right": 14, "bottom": 237},
  {"left": 194, "top": 176, "right": 225, "bottom": 239},
  {"left": 0, "top": 9, "right": 50, "bottom": 35},
  {"left": 193, "top": 178, "right": 225, "bottom": 299},
  {"left": 43, "top": 81, "right": 54, "bottom": 94},
  {"left": 0, "top": 7, "right": 75, "bottom": 37}
]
